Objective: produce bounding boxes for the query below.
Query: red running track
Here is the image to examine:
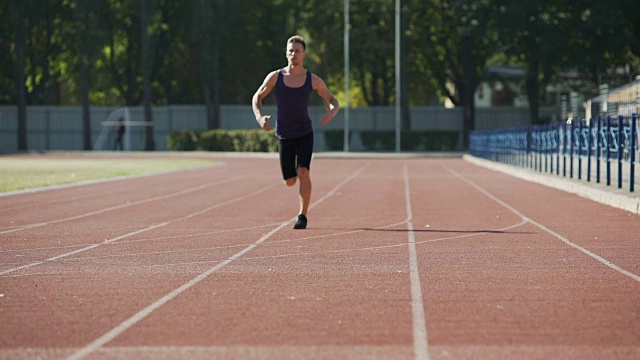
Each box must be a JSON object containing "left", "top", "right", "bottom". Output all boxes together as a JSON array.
[{"left": 0, "top": 154, "right": 638, "bottom": 360}]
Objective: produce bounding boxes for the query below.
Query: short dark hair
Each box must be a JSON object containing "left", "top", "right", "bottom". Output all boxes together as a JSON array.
[{"left": 287, "top": 35, "right": 306, "bottom": 51}]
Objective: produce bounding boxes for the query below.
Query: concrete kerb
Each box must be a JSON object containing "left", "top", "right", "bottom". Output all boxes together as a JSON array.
[{"left": 463, "top": 154, "right": 640, "bottom": 215}]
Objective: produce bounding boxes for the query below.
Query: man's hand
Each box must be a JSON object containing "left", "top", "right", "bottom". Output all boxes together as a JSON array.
[
  {"left": 320, "top": 105, "right": 336, "bottom": 125},
  {"left": 258, "top": 115, "right": 273, "bottom": 131}
]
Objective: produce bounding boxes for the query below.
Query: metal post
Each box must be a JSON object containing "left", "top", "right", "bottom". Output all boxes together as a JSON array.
[
  {"left": 587, "top": 118, "right": 593, "bottom": 182},
  {"left": 562, "top": 121, "right": 567, "bottom": 177},
  {"left": 596, "top": 116, "right": 601, "bottom": 183},
  {"left": 125, "top": 107, "right": 131, "bottom": 151},
  {"left": 526, "top": 126, "right": 531, "bottom": 169},
  {"left": 630, "top": 113, "right": 636, "bottom": 192},
  {"left": 570, "top": 119, "right": 574, "bottom": 178},
  {"left": 394, "top": 0, "right": 401, "bottom": 153},
  {"left": 548, "top": 124, "right": 553, "bottom": 173},
  {"left": 578, "top": 119, "right": 583, "bottom": 180},
  {"left": 606, "top": 115, "right": 611, "bottom": 186},
  {"left": 544, "top": 125, "right": 549, "bottom": 173},
  {"left": 343, "top": 0, "right": 350, "bottom": 152},
  {"left": 618, "top": 115, "right": 623, "bottom": 189},
  {"left": 556, "top": 121, "right": 560, "bottom": 175},
  {"left": 532, "top": 126, "right": 538, "bottom": 171},
  {"left": 46, "top": 108, "right": 51, "bottom": 151}
]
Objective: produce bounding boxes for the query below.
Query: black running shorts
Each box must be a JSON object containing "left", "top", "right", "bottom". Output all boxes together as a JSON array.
[{"left": 278, "top": 131, "right": 314, "bottom": 180}]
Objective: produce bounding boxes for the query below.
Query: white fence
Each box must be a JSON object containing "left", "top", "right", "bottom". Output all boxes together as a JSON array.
[{"left": 0, "top": 105, "right": 560, "bottom": 153}]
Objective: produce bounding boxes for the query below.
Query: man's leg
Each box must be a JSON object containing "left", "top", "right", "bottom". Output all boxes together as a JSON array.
[
  {"left": 279, "top": 138, "right": 298, "bottom": 186},
  {"left": 295, "top": 132, "right": 314, "bottom": 222},
  {"left": 297, "top": 167, "right": 311, "bottom": 216}
]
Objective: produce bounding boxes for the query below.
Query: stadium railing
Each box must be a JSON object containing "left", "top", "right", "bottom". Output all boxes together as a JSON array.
[{"left": 469, "top": 114, "right": 638, "bottom": 192}]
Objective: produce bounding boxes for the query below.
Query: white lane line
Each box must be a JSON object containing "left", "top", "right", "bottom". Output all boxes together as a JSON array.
[
  {"left": 0, "top": 173, "right": 255, "bottom": 235},
  {"left": 404, "top": 164, "right": 430, "bottom": 360},
  {"left": 0, "top": 182, "right": 281, "bottom": 275},
  {"left": 444, "top": 165, "right": 640, "bottom": 283},
  {"left": 65, "top": 222, "right": 290, "bottom": 360},
  {"left": 2, "top": 220, "right": 532, "bottom": 277},
  {"left": 0, "top": 223, "right": 169, "bottom": 276},
  {"left": 66, "top": 164, "right": 370, "bottom": 360},
  {"left": 0, "top": 223, "right": 282, "bottom": 254}
]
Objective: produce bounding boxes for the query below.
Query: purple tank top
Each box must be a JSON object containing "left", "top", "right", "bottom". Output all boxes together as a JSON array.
[{"left": 274, "top": 69, "right": 313, "bottom": 139}]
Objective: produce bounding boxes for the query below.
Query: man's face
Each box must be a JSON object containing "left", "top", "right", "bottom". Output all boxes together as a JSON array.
[{"left": 286, "top": 42, "right": 306, "bottom": 65}]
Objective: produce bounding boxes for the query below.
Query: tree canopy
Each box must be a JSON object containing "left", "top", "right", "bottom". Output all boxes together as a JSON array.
[{"left": 2, "top": 0, "right": 638, "bottom": 111}]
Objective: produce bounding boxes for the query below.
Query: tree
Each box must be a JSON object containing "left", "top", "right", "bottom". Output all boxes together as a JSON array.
[
  {"left": 0, "top": 1, "right": 15, "bottom": 105},
  {"left": 9, "top": 0, "right": 27, "bottom": 151},
  {"left": 140, "top": 0, "right": 155, "bottom": 150},
  {"left": 76, "top": 0, "right": 103, "bottom": 150},
  {"left": 407, "top": 0, "right": 497, "bottom": 147},
  {"left": 350, "top": 0, "right": 395, "bottom": 106},
  {"left": 192, "top": 0, "right": 224, "bottom": 129}
]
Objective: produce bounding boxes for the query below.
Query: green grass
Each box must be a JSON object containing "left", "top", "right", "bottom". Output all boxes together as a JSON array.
[{"left": 0, "top": 156, "right": 215, "bottom": 193}]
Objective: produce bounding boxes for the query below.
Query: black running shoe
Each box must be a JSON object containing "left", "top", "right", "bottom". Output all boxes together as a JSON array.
[{"left": 293, "top": 214, "right": 307, "bottom": 229}]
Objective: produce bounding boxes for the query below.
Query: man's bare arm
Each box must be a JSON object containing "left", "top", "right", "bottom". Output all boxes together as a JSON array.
[
  {"left": 313, "top": 75, "right": 340, "bottom": 125},
  {"left": 252, "top": 71, "right": 277, "bottom": 131}
]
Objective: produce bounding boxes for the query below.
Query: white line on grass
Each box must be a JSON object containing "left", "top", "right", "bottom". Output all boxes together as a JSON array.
[
  {"left": 403, "top": 164, "right": 430, "bottom": 360},
  {"left": 66, "top": 164, "right": 370, "bottom": 360}
]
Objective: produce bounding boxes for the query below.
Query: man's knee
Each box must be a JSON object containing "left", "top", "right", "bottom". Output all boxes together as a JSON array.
[
  {"left": 284, "top": 177, "right": 297, "bottom": 187},
  {"left": 297, "top": 167, "right": 310, "bottom": 180}
]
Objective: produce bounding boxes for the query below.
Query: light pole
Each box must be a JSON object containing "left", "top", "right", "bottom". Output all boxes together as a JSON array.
[
  {"left": 395, "top": 0, "right": 401, "bottom": 153},
  {"left": 344, "top": 0, "right": 350, "bottom": 152}
]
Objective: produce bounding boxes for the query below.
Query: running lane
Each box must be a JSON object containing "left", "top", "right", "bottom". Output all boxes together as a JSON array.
[
  {"left": 407, "top": 158, "right": 640, "bottom": 359},
  {"left": 0, "top": 156, "right": 638, "bottom": 360}
]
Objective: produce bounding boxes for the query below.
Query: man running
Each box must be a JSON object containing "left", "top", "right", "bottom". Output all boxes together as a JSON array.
[{"left": 252, "top": 35, "right": 340, "bottom": 229}]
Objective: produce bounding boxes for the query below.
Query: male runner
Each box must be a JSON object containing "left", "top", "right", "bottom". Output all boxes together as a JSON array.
[{"left": 252, "top": 35, "right": 340, "bottom": 229}]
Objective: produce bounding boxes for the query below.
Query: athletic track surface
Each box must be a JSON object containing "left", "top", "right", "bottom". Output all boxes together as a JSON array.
[{"left": 1, "top": 154, "right": 638, "bottom": 360}]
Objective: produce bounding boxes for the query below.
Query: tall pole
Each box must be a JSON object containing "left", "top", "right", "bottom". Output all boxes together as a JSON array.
[
  {"left": 343, "top": 0, "right": 350, "bottom": 152},
  {"left": 395, "top": 0, "right": 401, "bottom": 152}
]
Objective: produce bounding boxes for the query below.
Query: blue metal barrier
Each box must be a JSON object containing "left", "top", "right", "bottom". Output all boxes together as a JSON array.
[{"left": 469, "top": 114, "right": 639, "bottom": 192}]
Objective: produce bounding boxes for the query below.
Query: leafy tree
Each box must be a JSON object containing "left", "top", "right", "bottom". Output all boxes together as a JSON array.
[
  {"left": 0, "top": 1, "right": 15, "bottom": 105},
  {"left": 9, "top": 0, "right": 28, "bottom": 150},
  {"left": 492, "top": 0, "right": 637, "bottom": 123},
  {"left": 140, "top": 0, "right": 155, "bottom": 150},
  {"left": 407, "top": 0, "right": 498, "bottom": 147},
  {"left": 2, "top": 0, "right": 640, "bottom": 153},
  {"left": 75, "top": 0, "right": 106, "bottom": 150}
]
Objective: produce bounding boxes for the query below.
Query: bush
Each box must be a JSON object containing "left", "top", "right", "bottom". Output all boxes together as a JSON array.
[
  {"left": 197, "top": 130, "right": 234, "bottom": 151},
  {"left": 167, "top": 130, "right": 199, "bottom": 151},
  {"left": 323, "top": 130, "right": 347, "bottom": 150},
  {"left": 167, "top": 129, "right": 278, "bottom": 152},
  {"left": 360, "top": 130, "right": 459, "bottom": 151},
  {"left": 167, "top": 129, "right": 458, "bottom": 152}
]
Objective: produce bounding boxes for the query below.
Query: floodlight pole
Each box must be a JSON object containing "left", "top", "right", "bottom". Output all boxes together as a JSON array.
[
  {"left": 395, "top": 0, "right": 401, "bottom": 153},
  {"left": 124, "top": 107, "right": 131, "bottom": 151},
  {"left": 343, "top": 0, "right": 350, "bottom": 152}
]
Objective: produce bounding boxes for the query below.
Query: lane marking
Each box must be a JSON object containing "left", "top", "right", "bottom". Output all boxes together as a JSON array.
[
  {"left": 1, "top": 212, "right": 529, "bottom": 276},
  {"left": 0, "top": 181, "right": 281, "bottom": 275},
  {"left": 66, "top": 164, "right": 369, "bottom": 360},
  {"left": 444, "top": 165, "right": 640, "bottom": 283},
  {"left": 65, "top": 222, "right": 290, "bottom": 360},
  {"left": 404, "top": 164, "right": 430, "bottom": 360},
  {"left": 0, "top": 223, "right": 282, "bottom": 254},
  {"left": 1, "top": 220, "right": 532, "bottom": 279},
  {"left": 0, "top": 223, "right": 169, "bottom": 276},
  {"left": 0, "top": 173, "right": 256, "bottom": 235}
]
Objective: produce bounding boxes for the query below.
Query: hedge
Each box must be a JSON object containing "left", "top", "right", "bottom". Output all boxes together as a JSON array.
[
  {"left": 168, "top": 129, "right": 459, "bottom": 152},
  {"left": 323, "top": 130, "right": 459, "bottom": 151},
  {"left": 167, "top": 129, "right": 278, "bottom": 152}
]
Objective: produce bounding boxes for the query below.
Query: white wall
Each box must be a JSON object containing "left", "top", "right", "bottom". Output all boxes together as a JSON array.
[{"left": 0, "top": 105, "right": 559, "bottom": 153}]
